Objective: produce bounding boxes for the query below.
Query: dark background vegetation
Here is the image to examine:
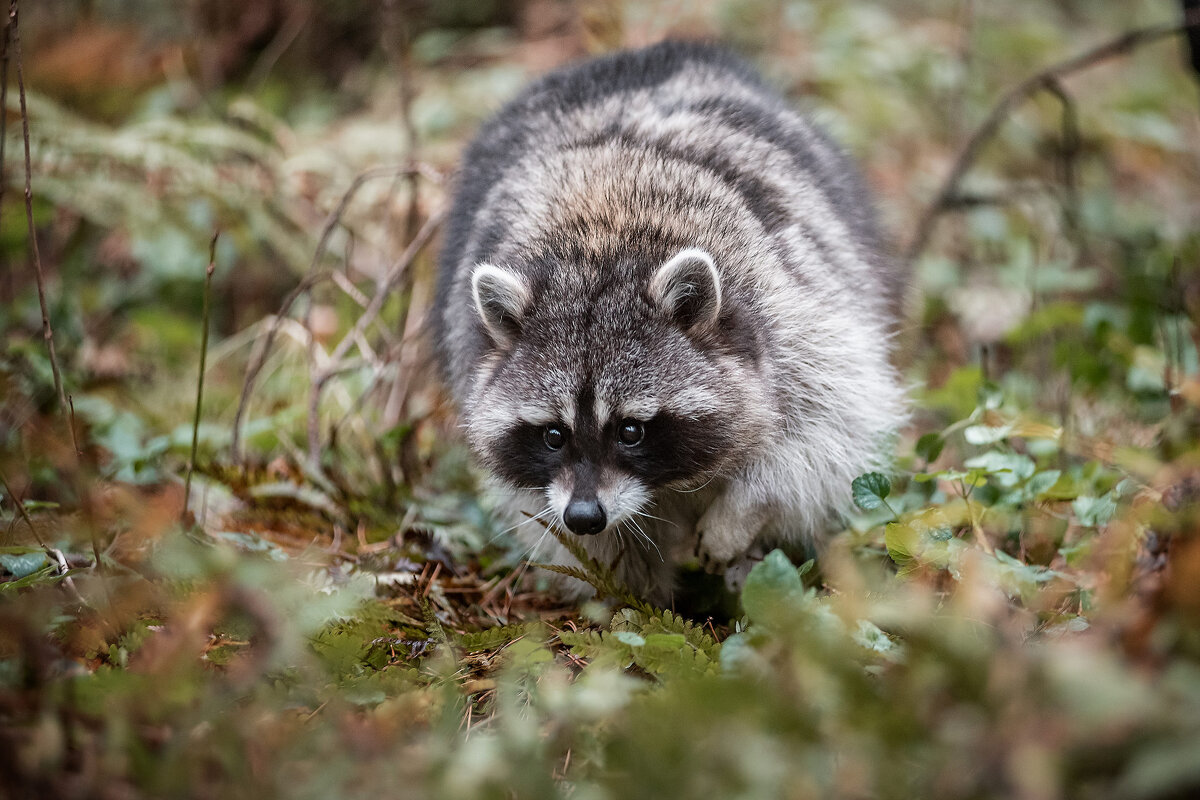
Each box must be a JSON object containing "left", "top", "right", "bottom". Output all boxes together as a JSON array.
[{"left": 3, "top": 1, "right": 1200, "bottom": 798}]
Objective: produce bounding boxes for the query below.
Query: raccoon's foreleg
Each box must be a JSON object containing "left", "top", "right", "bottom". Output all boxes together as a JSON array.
[{"left": 694, "top": 489, "right": 770, "bottom": 574}]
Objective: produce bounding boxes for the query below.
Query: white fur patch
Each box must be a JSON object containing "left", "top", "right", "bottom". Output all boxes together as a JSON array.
[
  {"left": 648, "top": 247, "right": 722, "bottom": 332},
  {"left": 663, "top": 386, "right": 720, "bottom": 418},
  {"left": 599, "top": 472, "right": 651, "bottom": 529},
  {"left": 618, "top": 396, "right": 660, "bottom": 421},
  {"left": 471, "top": 263, "right": 529, "bottom": 344},
  {"left": 517, "top": 404, "right": 557, "bottom": 426},
  {"left": 545, "top": 480, "right": 572, "bottom": 527},
  {"left": 594, "top": 396, "right": 611, "bottom": 428}
]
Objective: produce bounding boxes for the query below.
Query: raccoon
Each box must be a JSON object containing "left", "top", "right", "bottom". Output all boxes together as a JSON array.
[{"left": 433, "top": 41, "right": 907, "bottom": 604}]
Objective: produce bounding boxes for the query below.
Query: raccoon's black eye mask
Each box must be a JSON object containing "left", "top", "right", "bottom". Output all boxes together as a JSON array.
[{"left": 491, "top": 413, "right": 728, "bottom": 490}]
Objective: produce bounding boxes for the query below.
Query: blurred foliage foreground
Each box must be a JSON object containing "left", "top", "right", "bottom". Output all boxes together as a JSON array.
[{"left": 5, "top": 2, "right": 1200, "bottom": 799}]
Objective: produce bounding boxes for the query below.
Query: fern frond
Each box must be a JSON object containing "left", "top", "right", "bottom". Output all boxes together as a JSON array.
[{"left": 457, "top": 622, "right": 546, "bottom": 652}]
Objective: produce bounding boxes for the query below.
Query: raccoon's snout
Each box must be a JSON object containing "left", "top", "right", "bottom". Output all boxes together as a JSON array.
[{"left": 563, "top": 498, "right": 606, "bottom": 535}]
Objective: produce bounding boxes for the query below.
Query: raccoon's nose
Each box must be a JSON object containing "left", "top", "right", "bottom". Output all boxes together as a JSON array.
[{"left": 564, "top": 498, "right": 607, "bottom": 535}]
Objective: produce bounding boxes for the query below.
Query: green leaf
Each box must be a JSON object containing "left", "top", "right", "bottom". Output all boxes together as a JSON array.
[
  {"left": 1072, "top": 494, "right": 1118, "bottom": 527},
  {"left": 0, "top": 564, "right": 60, "bottom": 593},
  {"left": 915, "top": 432, "right": 945, "bottom": 463},
  {"left": 964, "top": 423, "right": 1013, "bottom": 446},
  {"left": 963, "top": 452, "right": 1036, "bottom": 488},
  {"left": 613, "top": 631, "right": 646, "bottom": 647},
  {"left": 851, "top": 472, "right": 892, "bottom": 511},
  {"left": 642, "top": 633, "right": 688, "bottom": 651},
  {"left": 884, "top": 521, "right": 918, "bottom": 566},
  {"left": 741, "top": 550, "right": 806, "bottom": 625},
  {"left": 988, "top": 550, "right": 1061, "bottom": 601},
  {"left": 0, "top": 552, "right": 49, "bottom": 578},
  {"left": 977, "top": 380, "right": 1004, "bottom": 410},
  {"left": 1026, "top": 470, "right": 1062, "bottom": 498},
  {"left": 1037, "top": 472, "right": 1083, "bottom": 501}
]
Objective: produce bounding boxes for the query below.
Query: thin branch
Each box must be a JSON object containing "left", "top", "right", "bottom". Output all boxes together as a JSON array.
[
  {"left": 306, "top": 208, "right": 445, "bottom": 463},
  {"left": 184, "top": 232, "right": 219, "bottom": 522},
  {"left": 331, "top": 269, "right": 371, "bottom": 309},
  {"left": 310, "top": 164, "right": 420, "bottom": 276},
  {"left": 0, "top": 472, "right": 92, "bottom": 603},
  {"left": 230, "top": 269, "right": 333, "bottom": 461},
  {"left": 1040, "top": 75, "right": 1081, "bottom": 236},
  {"left": 230, "top": 164, "right": 433, "bottom": 463},
  {"left": 382, "top": 0, "right": 421, "bottom": 244},
  {"left": 327, "top": 208, "right": 444, "bottom": 369},
  {"left": 246, "top": 2, "right": 311, "bottom": 91},
  {"left": 906, "top": 10, "right": 1200, "bottom": 263},
  {"left": 11, "top": 0, "right": 66, "bottom": 413},
  {"left": 1, "top": 471, "right": 46, "bottom": 549},
  {"left": 1, "top": 16, "right": 10, "bottom": 216},
  {"left": 306, "top": 357, "right": 369, "bottom": 462},
  {"left": 380, "top": 1, "right": 426, "bottom": 483},
  {"left": 67, "top": 394, "right": 81, "bottom": 457}
]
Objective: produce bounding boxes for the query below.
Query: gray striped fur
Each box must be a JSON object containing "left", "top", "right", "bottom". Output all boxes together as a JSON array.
[{"left": 433, "top": 41, "right": 907, "bottom": 604}]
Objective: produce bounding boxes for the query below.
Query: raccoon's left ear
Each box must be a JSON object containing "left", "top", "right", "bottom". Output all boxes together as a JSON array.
[
  {"left": 472, "top": 263, "right": 530, "bottom": 347},
  {"left": 649, "top": 248, "right": 722, "bottom": 333}
]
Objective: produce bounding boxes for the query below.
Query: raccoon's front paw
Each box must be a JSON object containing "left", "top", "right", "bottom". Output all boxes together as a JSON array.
[
  {"left": 695, "top": 529, "right": 740, "bottom": 573},
  {"left": 694, "top": 507, "right": 762, "bottom": 575}
]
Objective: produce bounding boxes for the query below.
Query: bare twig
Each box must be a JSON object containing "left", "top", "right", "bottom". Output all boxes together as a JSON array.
[
  {"left": 1040, "top": 76, "right": 1081, "bottom": 236},
  {"left": 906, "top": 10, "right": 1200, "bottom": 263},
  {"left": 305, "top": 209, "right": 445, "bottom": 464},
  {"left": 231, "top": 269, "right": 334, "bottom": 461},
  {"left": 11, "top": 0, "right": 67, "bottom": 413},
  {"left": 331, "top": 269, "right": 371, "bottom": 309},
  {"left": 301, "top": 169, "right": 402, "bottom": 444},
  {"left": 230, "top": 164, "right": 434, "bottom": 463},
  {"left": 184, "top": 232, "right": 219, "bottom": 522},
  {"left": 246, "top": 2, "right": 311, "bottom": 90},
  {"left": 310, "top": 164, "right": 420, "bottom": 276},
  {"left": 47, "top": 546, "right": 90, "bottom": 606},
  {"left": 381, "top": 1, "right": 421, "bottom": 246},
  {"left": 0, "top": 472, "right": 92, "bottom": 603},
  {"left": 1, "top": 471, "right": 46, "bottom": 549},
  {"left": 67, "top": 394, "right": 81, "bottom": 457},
  {"left": 1, "top": 16, "right": 10, "bottom": 216},
  {"left": 328, "top": 209, "right": 445, "bottom": 368},
  {"left": 380, "top": 1, "right": 427, "bottom": 487}
]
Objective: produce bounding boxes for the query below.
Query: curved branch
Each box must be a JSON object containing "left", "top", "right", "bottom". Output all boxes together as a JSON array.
[{"left": 906, "top": 10, "right": 1200, "bottom": 263}]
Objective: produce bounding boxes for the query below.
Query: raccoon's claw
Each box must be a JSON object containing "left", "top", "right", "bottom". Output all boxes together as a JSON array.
[
  {"left": 696, "top": 500, "right": 766, "bottom": 575},
  {"left": 695, "top": 529, "right": 738, "bottom": 574}
]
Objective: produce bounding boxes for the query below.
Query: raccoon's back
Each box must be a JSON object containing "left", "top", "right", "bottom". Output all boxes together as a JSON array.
[{"left": 434, "top": 41, "right": 904, "bottom": 396}]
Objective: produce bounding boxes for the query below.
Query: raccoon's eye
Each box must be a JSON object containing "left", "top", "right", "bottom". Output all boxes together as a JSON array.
[
  {"left": 543, "top": 426, "right": 566, "bottom": 451},
  {"left": 617, "top": 420, "right": 644, "bottom": 446}
]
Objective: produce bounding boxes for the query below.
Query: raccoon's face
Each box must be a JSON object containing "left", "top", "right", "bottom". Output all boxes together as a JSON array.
[{"left": 463, "top": 247, "right": 770, "bottom": 537}]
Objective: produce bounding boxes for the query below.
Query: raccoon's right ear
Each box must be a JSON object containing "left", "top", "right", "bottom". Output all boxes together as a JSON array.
[
  {"left": 649, "top": 248, "right": 722, "bottom": 334},
  {"left": 471, "top": 263, "right": 531, "bottom": 347}
]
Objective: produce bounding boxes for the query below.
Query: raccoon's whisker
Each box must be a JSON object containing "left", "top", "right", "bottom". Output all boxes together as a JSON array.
[
  {"left": 631, "top": 509, "right": 677, "bottom": 529},
  {"left": 516, "top": 517, "right": 561, "bottom": 568},
  {"left": 673, "top": 472, "right": 721, "bottom": 494},
  {"left": 522, "top": 526, "right": 553, "bottom": 563},
  {"left": 491, "top": 505, "right": 554, "bottom": 543},
  {"left": 625, "top": 516, "right": 664, "bottom": 563}
]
